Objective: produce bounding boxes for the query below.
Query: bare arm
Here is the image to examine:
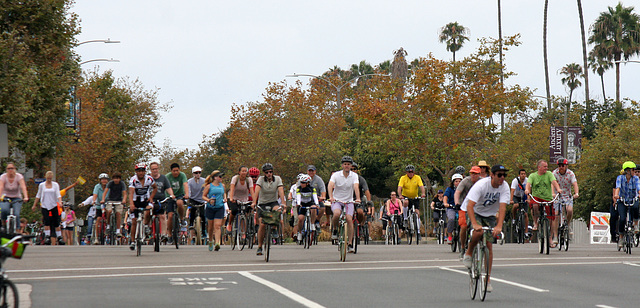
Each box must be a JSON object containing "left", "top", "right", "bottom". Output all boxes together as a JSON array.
[
  {"left": 420, "top": 185, "right": 426, "bottom": 198},
  {"left": 454, "top": 189, "right": 462, "bottom": 206},
  {"left": 327, "top": 181, "right": 335, "bottom": 202},
  {"left": 183, "top": 181, "right": 190, "bottom": 200},
  {"left": 228, "top": 182, "right": 236, "bottom": 202},
  {"left": 354, "top": 183, "right": 361, "bottom": 203},
  {"left": 19, "top": 178, "right": 29, "bottom": 202},
  {"left": 572, "top": 181, "right": 579, "bottom": 199}
]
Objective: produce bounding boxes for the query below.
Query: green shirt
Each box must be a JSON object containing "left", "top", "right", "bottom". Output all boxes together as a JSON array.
[
  {"left": 528, "top": 171, "right": 556, "bottom": 201},
  {"left": 165, "top": 171, "right": 188, "bottom": 197}
]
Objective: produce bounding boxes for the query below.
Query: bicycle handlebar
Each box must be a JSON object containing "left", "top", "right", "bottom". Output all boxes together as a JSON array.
[
  {"left": 620, "top": 197, "right": 638, "bottom": 206},
  {"left": 528, "top": 194, "right": 559, "bottom": 204}
]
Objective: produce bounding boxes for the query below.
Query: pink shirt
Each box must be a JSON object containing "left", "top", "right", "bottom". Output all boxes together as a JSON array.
[
  {"left": 0, "top": 173, "right": 23, "bottom": 198},
  {"left": 387, "top": 198, "right": 402, "bottom": 214}
]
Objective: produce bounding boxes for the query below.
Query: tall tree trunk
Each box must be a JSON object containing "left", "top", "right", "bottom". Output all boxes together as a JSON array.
[
  {"left": 543, "top": 0, "right": 551, "bottom": 110},
  {"left": 615, "top": 55, "right": 621, "bottom": 102},
  {"left": 498, "top": 0, "right": 504, "bottom": 132},
  {"left": 600, "top": 73, "right": 606, "bottom": 100},
  {"left": 577, "top": 0, "right": 591, "bottom": 121}
]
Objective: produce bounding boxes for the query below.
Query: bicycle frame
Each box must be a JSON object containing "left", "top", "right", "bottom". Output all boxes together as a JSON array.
[
  {"left": 619, "top": 198, "right": 637, "bottom": 254},
  {"left": 2, "top": 198, "right": 21, "bottom": 235},
  {"left": 529, "top": 194, "right": 559, "bottom": 255}
]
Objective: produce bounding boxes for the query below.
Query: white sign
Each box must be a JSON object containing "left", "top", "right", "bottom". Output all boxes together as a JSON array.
[{"left": 590, "top": 212, "right": 610, "bottom": 244}]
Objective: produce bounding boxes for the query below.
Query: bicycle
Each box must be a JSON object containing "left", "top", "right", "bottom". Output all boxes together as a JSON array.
[
  {"left": 618, "top": 197, "right": 637, "bottom": 254},
  {"left": 335, "top": 202, "right": 353, "bottom": 262},
  {"left": 385, "top": 211, "right": 401, "bottom": 245},
  {"left": 468, "top": 226, "right": 502, "bottom": 301},
  {"left": 0, "top": 197, "right": 21, "bottom": 235},
  {"left": 187, "top": 200, "right": 206, "bottom": 245},
  {"left": 133, "top": 205, "right": 154, "bottom": 257},
  {"left": 529, "top": 194, "right": 559, "bottom": 255},
  {"left": 360, "top": 213, "right": 371, "bottom": 245},
  {"left": 104, "top": 201, "right": 124, "bottom": 246},
  {"left": 0, "top": 233, "right": 33, "bottom": 307},
  {"left": 299, "top": 205, "right": 318, "bottom": 249},
  {"left": 406, "top": 198, "right": 422, "bottom": 245},
  {"left": 512, "top": 199, "right": 528, "bottom": 244},
  {"left": 451, "top": 206, "right": 461, "bottom": 252},
  {"left": 557, "top": 198, "right": 570, "bottom": 252},
  {"left": 232, "top": 201, "right": 252, "bottom": 251},
  {"left": 434, "top": 207, "right": 446, "bottom": 245},
  {"left": 167, "top": 198, "right": 182, "bottom": 250},
  {"left": 258, "top": 205, "right": 282, "bottom": 262}
]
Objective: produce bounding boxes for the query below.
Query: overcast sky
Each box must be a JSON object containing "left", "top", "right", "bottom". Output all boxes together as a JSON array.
[{"left": 72, "top": 0, "right": 640, "bottom": 150}]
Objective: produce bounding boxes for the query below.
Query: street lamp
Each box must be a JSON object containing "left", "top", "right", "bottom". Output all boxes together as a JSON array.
[
  {"left": 286, "top": 73, "right": 390, "bottom": 108},
  {"left": 615, "top": 60, "right": 640, "bottom": 64},
  {"left": 79, "top": 58, "right": 120, "bottom": 66},
  {"left": 78, "top": 39, "right": 120, "bottom": 46}
]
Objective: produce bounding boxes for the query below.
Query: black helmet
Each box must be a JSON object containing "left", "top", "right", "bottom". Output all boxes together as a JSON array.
[
  {"left": 351, "top": 162, "right": 359, "bottom": 169},
  {"left": 261, "top": 163, "right": 274, "bottom": 172},
  {"left": 556, "top": 157, "right": 568, "bottom": 165},
  {"left": 341, "top": 156, "right": 353, "bottom": 164},
  {"left": 455, "top": 165, "right": 466, "bottom": 175},
  {"left": 405, "top": 164, "right": 415, "bottom": 172}
]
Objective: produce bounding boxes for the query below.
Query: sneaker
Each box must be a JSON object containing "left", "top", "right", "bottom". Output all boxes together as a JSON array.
[
  {"left": 297, "top": 233, "right": 302, "bottom": 242},
  {"left": 331, "top": 229, "right": 338, "bottom": 240},
  {"left": 462, "top": 254, "right": 472, "bottom": 268},
  {"left": 315, "top": 222, "right": 321, "bottom": 231},
  {"left": 459, "top": 250, "right": 465, "bottom": 261},
  {"left": 486, "top": 283, "right": 493, "bottom": 292},
  {"left": 348, "top": 245, "right": 354, "bottom": 253},
  {"left": 208, "top": 242, "right": 213, "bottom": 251},
  {"left": 310, "top": 224, "right": 316, "bottom": 231},
  {"left": 214, "top": 243, "right": 220, "bottom": 251},
  {"left": 116, "top": 231, "right": 122, "bottom": 237},
  {"left": 447, "top": 236, "right": 452, "bottom": 244},
  {"left": 57, "top": 237, "right": 65, "bottom": 245},
  {"left": 525, "top": 232, "right": 531, "bottom": 239},
  {"left": 129, "top": 242, "right": 135, "bottom": 251},
  {"left": 256, "top": 247, "right": 263, "bottom": 255},
  {"left": 168, "top": 237, "right": 174, "bottom": 245}
]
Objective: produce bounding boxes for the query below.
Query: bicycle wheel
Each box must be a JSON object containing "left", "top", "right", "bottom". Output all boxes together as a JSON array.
[
  {"left": 479, "top": 245, "right": 490, "bottom": 301},
  {"left": 469, "top": 246, "right": 478, "bottom": 300},
  {"left": 407, "top": 216, "right": 414, "bottom": 245},
  {"left": 438, "top": 222, "right": 445, "bottom": 244},
  {"left": 634, "top": 233, "right": 640, "bottom": 248},
  {"left": 543, "top": 219, "right": 550, "bottom": 255},
  {"left": 517, "top": 213, "right": 525, "bottom": 244},
  {"left": 626, "top": 233, "right": 632, "bottom": 254},
  {"left": 264, "top": 226, "right": 271, "bottom": 262},
  {"left": 385, "top": 224, "right": 391, "bottom": 245},
  {"left": 393, "top": 223, "right": 399, "bottom": 245},
  {"left": 153, "top": 217, "right": 160, "bottom": 252},
  {"left": 239, "top": 216, "right": 247, "bottom": 251},
  {"left": 451, "top": 228, "right": 458, "bottom": 253},
  {"left": 7, "top": 217, "right": 15, "bottom": 235},
  {"left": 136, "top": 223, "right": 143, "bottom": 257},
  {"left": 339, "top": 222, "right": 347, "bottom": 262},
  {"left": 1, "top": 279, "right": 19, "bottom": 308},
  {"left": 414, "top": 215, "right": 421, "bottom": 245},
  {"left": 558, "top": 226, "right": 564, "bottom": 251},
  {"left": 173, "top": 214, "right": 180, "bottom": 249},
  {"left": 564, "top": 226, "right": 570, "bottom": 251},
  {"left": 231, "top": 216, "right": 238, "bottom": 250},
  {"left": 538, "top": 219, "right": 545, "bottom": 254},
  {"left": 363, "top": 222, "right": 370, "bottom": 245},
  {"left": 353, "top": 222, "right": 359, "bottom": 254}
]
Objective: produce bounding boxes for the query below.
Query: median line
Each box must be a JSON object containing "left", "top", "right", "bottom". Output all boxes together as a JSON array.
[
  {"left": 239, "top": 271, "right": 325, "bottom": 308},
  {"left": 439, "top": 266, "right": 549, "bottom": 293}
]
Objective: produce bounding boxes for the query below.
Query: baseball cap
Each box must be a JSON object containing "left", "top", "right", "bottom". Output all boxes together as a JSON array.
[
  {"left": 307, "top": 165, "right": 316, "bottom": 171},
  {"left": 469, "top": 166, "right": 481, "bottom": 174},
  {"left": 491, "top": 165, "right": 509, "bottom": 173},
  {"left": 192, "top": 166, "right": 202, "bottom": 173}
]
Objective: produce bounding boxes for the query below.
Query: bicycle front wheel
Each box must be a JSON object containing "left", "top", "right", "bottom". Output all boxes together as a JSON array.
[
  {"left": 153, "top": 217, "right": 160, "bottom": 252},
  {"left": 231, "top": 217, "right": 238, "bottom": 251},
  {"left": 451, "top": 229, "right": 458, "bottom": 253},
  {"left": 173, "top": 214, "right": 180, "bottom": 249},
  {"left": 543, "top": 219, "right": 550, "bottom": 255},
  {"left": 407, "top": 216, "right": 414, "bottom": 245},
  {"left": 479, "top": 245, "right": 490, "bottom": 301},
  {"left": 414, "top": 216, "right": 420, "bottom": 245},
  {"left": 1, "top": 279, "right": 19, "bottom": 308},
  {"left": 265, "top": 226, "right": 272, "bottom": 262},
  {"left": 626, "top": 233, "right": 632, "bottom": 254},
  {"left": 339, "top": 223, "right": 347, "bottom": 262},
  {"left": 239, "top": 216, "right": 247, "bottom": 251},
  {"left": 469, "top": 247, "right": 478, "bottom": 300},
  {"left": 393, "top": 223, "right": 399, "bottom": 245}
]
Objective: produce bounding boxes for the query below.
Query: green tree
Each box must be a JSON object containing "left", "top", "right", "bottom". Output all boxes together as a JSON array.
[
  {"left": 559, "top": 63, "right": 583, "bottom": 103},
  {"left": 438, "top": 22, "right": 469, "bottom": 63},
  {"left": 588, "top": 3, "right": 640, "bottom": 102},
  {"left": 588, "top": 48, "right": 612, "bottom": 101},
  {"left": 0, "top": 0, "right": 80, "bottom": 169}
]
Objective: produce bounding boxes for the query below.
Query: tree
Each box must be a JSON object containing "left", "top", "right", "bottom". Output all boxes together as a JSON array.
[
  {"left": 0, "top": 0, "right": 80, "bottom": 169},
  {"left": 589, "top": 3, "right": 640, "bottom": 102},
  {"left": 559, "top": 63, "right": 583, "bottom": 103},
  {"left": 543, "top": 0, "right": 552, "bottom": 110},
  {"left": 588, "top": 48, "right": 612, "bottom": 102},
  {"left": 577, "top": 0, "right": 591, "bottom": 128},
  {"left": 391, "top": 48, "right": 408, "bottom": 102},
  {"left": 438, "top": 22, "right": 469, "bottom": 63}
]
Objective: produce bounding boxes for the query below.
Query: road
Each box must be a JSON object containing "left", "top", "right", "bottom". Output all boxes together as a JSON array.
[{"left": 5, "top": 241, "right": 640, "bottom": 308}]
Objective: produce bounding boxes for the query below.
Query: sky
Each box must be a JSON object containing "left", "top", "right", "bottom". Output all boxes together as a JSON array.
[{"left": 72, "top": 0, "right": 640, "bottom": 150}]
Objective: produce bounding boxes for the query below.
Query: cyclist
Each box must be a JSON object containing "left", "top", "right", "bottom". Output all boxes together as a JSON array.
[
  {"left": 351, "top": 162, "right": 372, "bottom": 233},
  {"left": 454, "top": 166, "right": 482, "bottom": 252},
  {"left": 289, "top": 174, "right": 305, "bottom": 241},
  {"left": 379, "top": 196, "right": 389, "bottom": 237},
  {"left": 166, "top": 163, "right": 189, "bottom": 244},
  {"left": 444, "top": 173, "right": 463, "bottom": 244},
  {"left": 0, "top": 162, "right": 29, "bottom": 227},
  {"left": 91, "top": 173, "right": 109, "bottom": 244},
  {"left": 253, "top": 163, "right": 286, "bottom": 256},
  {"left": 32, "top": 171, "right": 63, "bottom": 245},
  {"left": 327, "top": 156, "right": 361, "bottom": 253},
  {"left": 397, "top": 165, "right": 426, "bottom": 223},
  {"left": 228, "top": 166, "right": 256, "bottom": 234},
  {"left": 295, "top": 174, "right": 319, "bottom": 242},
  {"left": 150, "top": 162, "right": 175, "bottom": 242},
  {"left": 525, "top": 159, "right": 562, "bottom": 248},
  {"left": 510, "top": 169, "right": 530, "bottom": 238},
  {"left": 101, "top": 172, "right": 127, "bottom": 237},
  {"left": 202, "top": 170, "right": 226, "bottom": 251},
  {"left": 188, "top": 166, "right": 207, "bottom": 243},
  {"left": 385, "top": 191, "right": 403, "bottom": 232},
  {"left": 477, "top": 160, "right": 490, "bottom": 178},
  {"left": 430, "top": 189, "right": 445, "bottom": 233},
  {"left": 552, "top": 158, "right": 579, "bottom": 238},
  {"left": 613, "top": 161, "right": 640, "bottom": 248},
  {"left": 461, "top": 165, "right": 510, "bottom": 293},
  {"left": 127, "top": 163, "right": 157, "bottom": 250},
  {"left": 306, "top": 165, "right": 326, "bottom": 230}
]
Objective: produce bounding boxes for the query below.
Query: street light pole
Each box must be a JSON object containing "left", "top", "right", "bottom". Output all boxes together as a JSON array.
[
  {"left": 79, "top": 58, "right": 120, "bottom": 66},
  {"left": 286, "top": 73, "right": 390, "bottom": 108},
  {"left": 78, "top": 39, "right": 120, "bottom": 46}
]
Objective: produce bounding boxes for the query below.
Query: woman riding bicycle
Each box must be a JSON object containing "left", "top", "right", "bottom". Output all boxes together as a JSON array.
[
  {"left": 430, "top": 189, "right": 445, "bottom": 233},
  {"left": 385, "top": 191, "right": 403, "bottom": 230},
  {"left": 295, "top": 174, "right": 319, "bottom": 242},
  {"left": 0, "top": 163, "right": 29, "bottom": 229},
  {"left": 227, "top": 166, "right": 256, "bottom": 235},
  {"left": 444, "top": 174, "right": 463, "bottom": 244}
]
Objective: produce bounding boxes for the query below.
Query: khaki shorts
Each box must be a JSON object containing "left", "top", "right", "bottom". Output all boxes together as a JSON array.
[{"left": 105, "top": 201, "right": 124, "bottom": 213}]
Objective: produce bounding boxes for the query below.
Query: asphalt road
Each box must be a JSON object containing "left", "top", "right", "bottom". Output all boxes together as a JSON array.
[{"left": 6, "top": 240, "right": 640, "bottom": 308}]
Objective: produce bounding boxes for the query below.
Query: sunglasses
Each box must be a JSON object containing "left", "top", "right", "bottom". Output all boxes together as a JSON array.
[
  {"left": 6, "top": 167, "right": 15, "bottom": 170},
  {"left": 135, "top": 168, "right": 145, "bottom": 172},
  {"left": 495, "top": 173, "right": 507, "bottom": 178},
  {"left": 558, "top": 164, "right": 566, "bottom": 167},
  {"left": 265, "top": 170, "right": 273, "bottom": 174},
  {"left": 407, "top": 171, "right": 414, "bottom": 173},
  {"left": 193, "top": 172, "right": 201, "bottom": 174}
]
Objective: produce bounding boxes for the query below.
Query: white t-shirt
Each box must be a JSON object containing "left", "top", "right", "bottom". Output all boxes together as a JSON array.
[
  {"left": 329, "top": 170, "right": 359, "bottom": 202},
  {"left": 510, "top": 177, "right": 528, "bottom": 198},
  {"left": 35, "top": 182, "right": 61, "bottom": 210},
  {"left": 461, "top": 177, "right": 510, "bottom": 217}
]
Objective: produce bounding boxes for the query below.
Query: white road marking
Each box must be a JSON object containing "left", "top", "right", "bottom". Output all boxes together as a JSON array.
[
  {"left": 440, "top": 267, "right": 549, "bottom": 293},
  {"left": 622, "top": 261, "right": 640, "bottom": 267},
  {"left": 595, "top": 305, "right": 618, "bottom": 308},
  {"left": 17, "top": 284, "right": 32, "bottom": 308},
  {"left": 197, "top": 287, "right": 227, "bottom": 291},
  {"left": 239, "top": 271, "right": 325, "bottom": 308}
]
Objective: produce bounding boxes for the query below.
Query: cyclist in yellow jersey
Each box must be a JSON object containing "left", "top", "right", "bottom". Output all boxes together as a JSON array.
[{"left": 397, "top": 165, "right": 426, "bottom": 218}]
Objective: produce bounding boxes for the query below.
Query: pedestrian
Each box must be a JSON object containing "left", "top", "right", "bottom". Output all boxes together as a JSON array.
[{"left": 32, "top": 171, "right": 63, "bottom": 245}]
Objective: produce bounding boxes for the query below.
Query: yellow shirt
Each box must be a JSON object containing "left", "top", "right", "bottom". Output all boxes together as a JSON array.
[{"left": 398, "top": 175, "right": 424, "bottom": 198}]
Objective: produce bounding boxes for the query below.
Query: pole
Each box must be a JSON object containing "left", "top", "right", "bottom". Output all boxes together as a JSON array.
[{"left": 563, "top": 104, "right": 568, "bottom": 158}]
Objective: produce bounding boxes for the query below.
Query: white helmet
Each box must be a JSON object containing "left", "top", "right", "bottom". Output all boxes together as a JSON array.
[
  {"left": 98, "top": 173, "right": 109, "bottom": 180},
  {"left": 451, "top": 173, "right": 463, "bottom": 181},
  {"left": 299, "top": 174, "right": 312, "bottom": 183},
  {"left": 192, "top": 166, "right": 202, "bottom": 173},
  {"left": 296, "top": 173, "right": 306, "bottom": 182}
]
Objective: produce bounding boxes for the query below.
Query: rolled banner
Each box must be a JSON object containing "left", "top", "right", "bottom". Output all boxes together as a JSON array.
[{"left": 77, "top": 176, "right": 86, "bottom": 185}]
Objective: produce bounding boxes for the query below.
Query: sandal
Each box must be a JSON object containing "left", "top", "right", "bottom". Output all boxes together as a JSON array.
[{"left": 550, "top": 239, "right": 558, "bottom": 248}]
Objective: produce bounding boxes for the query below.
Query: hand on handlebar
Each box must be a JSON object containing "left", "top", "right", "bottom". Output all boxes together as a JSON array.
[{"left": 492, "top": 226, "right": 502, "bottom": 238}]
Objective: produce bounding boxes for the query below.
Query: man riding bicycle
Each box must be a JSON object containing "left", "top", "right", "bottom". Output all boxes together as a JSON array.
[
  {"left": 128, "top": 163, "right": 158, "bottom": 250},
  {"left": 328, "top": 156, "right": 361, "bottom": 253},
  {"left": 525, "top": 159, "right": 562, "bottom": 248},
  {"left": 351, "top": 162, "right": 372, "bottom": 232},
  {"left": 188, "top": 166, "right": 207, "bottom": 243},
  {"left": 510, "top": 169, "right": 530, "bottom": 238},
  {"left": 253, "top": 163, "right": 286, "bottom": 256},
  {"left": 397, "top": 164, "right": 426, "bottom": 226},
  {"left": 166, "top": 163, "right": 189, "bottom": 244},
  {"left": 552, "top": 157, "right": 579, "bottom": 238},
  {"left": 101, "top": 172, "right": 127, "bottom": 238},
  {"left": 462, "top": 165, "right": 510, "bottom": 293},
  {"left": 613, "top": 161, "right": 640, "bottom": 248}
]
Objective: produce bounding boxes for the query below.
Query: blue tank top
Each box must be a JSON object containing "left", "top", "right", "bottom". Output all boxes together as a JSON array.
[{"left": 207, "top": 183, "right": 225, "bottom": 208}]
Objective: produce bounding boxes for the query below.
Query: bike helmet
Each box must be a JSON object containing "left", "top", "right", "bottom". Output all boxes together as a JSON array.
[
  {"left": 557, "top": 157, "right": 568, "bottom": 165},
  {"left": 451, "top": 173, "right": 463, "bottom": 181},
  {"left": 248, "top": 167, "right": 260, "bottom": 177},
  {"left": 622, "top": 161, "right": 636, "bottom": 170},
  {"left": 405, "top": 164, "right": 415, "bottom": 172},
  {"left": 262, "top": 163, "right": 274, "bottom": 172},
  {"left": 191, "top": 166, "right": 202, "bottom": 173},
  {"left": 134, "top": 163, "right": 147, "bottom": 170},
  {"left": 351, "top": 162, "right": 359, "bottom": 169},
  {"left": 341, "top": 156, "right": 353, "bottom": 164},
  {"left": 299, "top": 174, "right": 312, "bottom": 183},
  {"left": 455, "top": 165, "right": 466, "bottom": 175},
  {"left": 296, "top": 173, "right": 306, "bottom": 182},
  {"left": 98, "top": 173, "right": 109, "bottom": 180}
]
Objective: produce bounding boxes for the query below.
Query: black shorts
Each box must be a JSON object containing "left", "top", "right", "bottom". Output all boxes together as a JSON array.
[
  {"left": 42, "top": 208, "right": 61, "bottom": 228},
  {"left": 95, "top": 208, "right": 103, "bottom": 218},
  {"left": 228, "top": 201, "right": 240, "bottom": 216},
  {"left": 405, "top": 198, "right": 420, "bottom": 211},
  {"left": 165, "top": 197, "right": 182, "bottom": 213},
  {"left": 64, "top": 226, "right": 74, "bottom": 231},
  {"left": 132, "top": 200, "right": 150, "bottom": 216},
  {"left": 298, "top": 202, "right": 318, "bottom": 216},
  {"left": 514, "top": 196, "right": 529, "bottom": 212}
]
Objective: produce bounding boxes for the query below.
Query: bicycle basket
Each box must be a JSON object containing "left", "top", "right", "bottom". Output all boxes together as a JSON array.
[
  {"left": 261, "top": 210, "right": 280, "bottom": 225},
  {"left": 1, "top": 238, "right": 25, "bottom": 259}
]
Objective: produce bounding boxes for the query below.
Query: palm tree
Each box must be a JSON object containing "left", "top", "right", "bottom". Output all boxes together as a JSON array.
[
  {"left": 588, "top": 3, "right": 640, "bottom": 102},
  {"left": 559, "top": 63, "right": 583, "bottom": 103},
  {"left": 543, "top": 0, "right": 551, "bottom": 110},
  {"left": 577, "top": 0, "right": 591, "bottom": 120},
  {"left": 588, "top": 48, "right": 612, "bottom": 100},
  {"left": 438, "top": 22, "right": 470, "bottom": 63},
  {"left": 391, "top": 48, "right": 408, "bottom": 102}
]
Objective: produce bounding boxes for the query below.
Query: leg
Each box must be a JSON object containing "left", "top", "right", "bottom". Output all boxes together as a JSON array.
[
  {"left": 446, "top": 208, "right": 456, "bottom": 242},
  {"left": 346, "top": 214, "right": 354, "bottom": 244},
  {"left": 257, "top": 221, "right": 266, "bottom": 248},
  {"left": 532, "top": 203, "right": 540, "bottom": 230},
  {"left": 214, "top": 218, "right": 223, "bottom": 245},
  {"left": 177, "top": 199, "right": 185, "bottom": 221}
]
